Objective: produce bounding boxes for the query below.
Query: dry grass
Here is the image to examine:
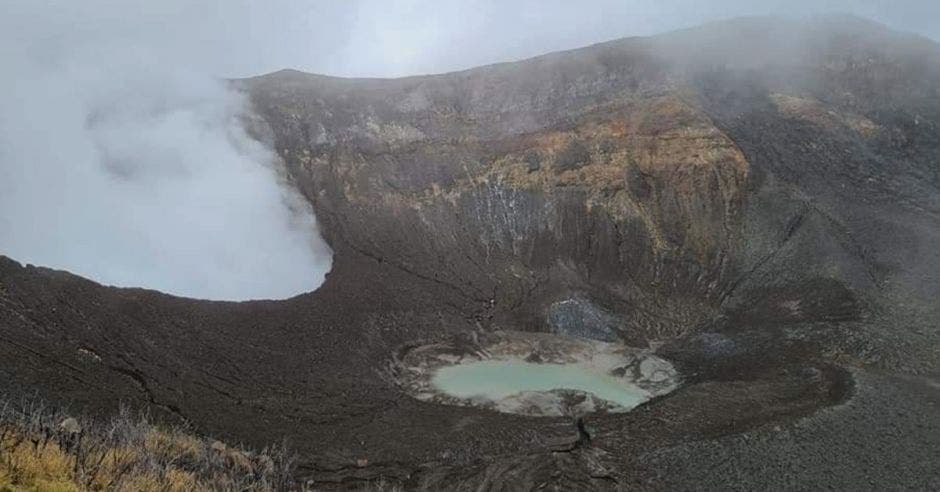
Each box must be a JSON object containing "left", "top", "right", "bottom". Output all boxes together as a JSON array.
[{"left": 0, "top": 395, "right": 295, "bottom": 491}]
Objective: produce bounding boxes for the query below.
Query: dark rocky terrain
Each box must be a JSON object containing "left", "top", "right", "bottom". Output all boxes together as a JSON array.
[{"left": 2, "top": 15, "right": 939, "bottom": 490}]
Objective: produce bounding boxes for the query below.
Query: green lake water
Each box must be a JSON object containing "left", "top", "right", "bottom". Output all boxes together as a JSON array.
[{"left": 431, "top": 360, "right": 649, "bottom": 408}]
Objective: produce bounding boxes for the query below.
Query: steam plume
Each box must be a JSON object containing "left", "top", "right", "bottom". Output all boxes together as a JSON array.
[{"left": 0, "top": 1, "right": 331, "bottom": 300}]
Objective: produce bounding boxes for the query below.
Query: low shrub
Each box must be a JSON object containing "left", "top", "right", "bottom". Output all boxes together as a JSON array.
[{"left": 0, "top": 394, "right": 295, "bottom": 491}]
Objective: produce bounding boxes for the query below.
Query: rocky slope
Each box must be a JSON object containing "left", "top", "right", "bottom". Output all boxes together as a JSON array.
[{"left": 2, "top": 15, "right": 939, "bottom": 490}]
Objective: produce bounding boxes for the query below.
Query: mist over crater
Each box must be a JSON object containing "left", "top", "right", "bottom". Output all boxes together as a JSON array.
[{"left": 0, "top": 2, "right": 332, "bottom": 300}]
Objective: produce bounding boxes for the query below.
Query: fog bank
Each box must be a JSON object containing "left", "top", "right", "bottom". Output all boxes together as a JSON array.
[{"left": 0, "top": 2, "right": 332, "bottom": 300}]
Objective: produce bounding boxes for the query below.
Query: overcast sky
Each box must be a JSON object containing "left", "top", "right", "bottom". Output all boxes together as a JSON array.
[
  {"left": 0, "top": 0, "right": 936, "bottom": 300},
  {"left": 323, "top": 0, "right": 940, "bottom": 78},
  {"left": 5, "top": 0, "right": 938, "bottom": 79}
]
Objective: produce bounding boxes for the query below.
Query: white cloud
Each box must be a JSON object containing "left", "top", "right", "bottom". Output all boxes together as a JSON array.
[{"left": 0, "top": 1, "right": 332, "bottom": 300}]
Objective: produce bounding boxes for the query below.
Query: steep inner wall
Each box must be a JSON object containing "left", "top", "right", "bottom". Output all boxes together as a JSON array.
[
  {"left": 245, "top": 66, "right": 751, "bottom": 342},
  {"left": 241, "top": 16, "right": 940, "bottom": 369}
]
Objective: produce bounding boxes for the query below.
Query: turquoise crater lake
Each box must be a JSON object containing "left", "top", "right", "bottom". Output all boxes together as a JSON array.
[{"left": 431, "top": 360, "right": 650, "bottom": 409}]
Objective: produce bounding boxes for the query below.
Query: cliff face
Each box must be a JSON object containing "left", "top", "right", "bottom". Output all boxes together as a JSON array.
[
  {"left": 243, "top": 53, "right": 745, "bottom": 344},
  {"left": 2, "top": 15, "right": 940, "bottom": 490},
  {"left": 240, "top": 15, "right": 940, "bottom": 362}
]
